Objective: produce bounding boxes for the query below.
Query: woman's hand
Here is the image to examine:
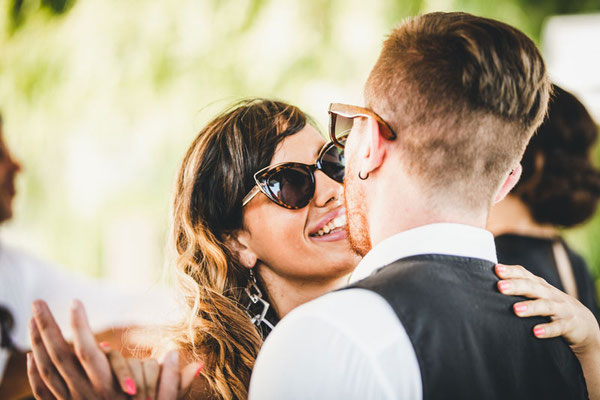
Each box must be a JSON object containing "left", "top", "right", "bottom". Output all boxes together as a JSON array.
[
  {"left": 27, "top": 299, "right": 125, "bottom": 399},
  {"left": 495, "top": 263, "right": 600, "bottom": 400},
  {"left": 495, "top": 263, "right": 600, "bottom": 353},
  {"left": 27, "top": 299, "right": 201, "bottom": 400},
  {"left": 99, "top": 341, "right": 203, "bottom": 400}
]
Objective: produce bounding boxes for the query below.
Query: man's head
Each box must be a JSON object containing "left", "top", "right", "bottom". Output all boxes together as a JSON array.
[
  {"left": 0, "top": 114, "right": 21, "bottom": 223},
  {"left": 340, "top": 12, "right": 550, "bottom": 255}
]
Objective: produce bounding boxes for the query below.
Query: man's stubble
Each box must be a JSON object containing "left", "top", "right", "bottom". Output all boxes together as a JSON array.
[{"left": 343, "top": 165, "right": 372, "bottom": 257}]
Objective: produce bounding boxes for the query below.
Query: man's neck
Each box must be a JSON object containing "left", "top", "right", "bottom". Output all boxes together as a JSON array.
[{"left": 367, "top": 178, "right": 488, "bottom": 248}]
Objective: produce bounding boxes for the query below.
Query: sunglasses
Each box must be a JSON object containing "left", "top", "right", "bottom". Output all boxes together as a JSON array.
[
  {"left": 328, "top": 103, "right": 396, "bottom": 148},
  {"left": 242, "top": 139, "right": 346, "bottom": 209}
]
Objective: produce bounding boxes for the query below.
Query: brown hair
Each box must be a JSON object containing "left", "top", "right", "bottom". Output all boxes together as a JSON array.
[
  {"left": 169, "top": 99, "right": 309, "bottom": 399},
  {"left": 365, "top": 12, "right": 550, "bottom": 209},
  {"left": 514, "top": 84, "right": 600, "bottom": 227}
]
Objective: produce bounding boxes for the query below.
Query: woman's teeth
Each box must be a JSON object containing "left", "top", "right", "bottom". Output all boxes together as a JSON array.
[{"left": 315, "top": 214, "right": 347, "bottom": 237}]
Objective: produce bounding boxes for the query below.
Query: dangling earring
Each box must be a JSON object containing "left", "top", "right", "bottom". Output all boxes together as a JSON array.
[
  {"left": 358, "top": 170, "right": 369, "bottom": 180},
  {"left": 244, "top": 268, "right": 275, "bottom": 331}
]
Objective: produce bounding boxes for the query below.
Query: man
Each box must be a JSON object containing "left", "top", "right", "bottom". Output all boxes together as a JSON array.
[
  {"left": 0, "top": 113, "right": 179, "bottom": 398},
  {"left": 249, "top": 12, "right": 588, "bottom": 399}
]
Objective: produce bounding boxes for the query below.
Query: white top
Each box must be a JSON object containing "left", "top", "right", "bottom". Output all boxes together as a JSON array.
[
  {"left": 0, "top": 244, "right": 181, "bottom": 383},
  {"left": 249, "top": 223, "right": 498, "bottom": 400}
]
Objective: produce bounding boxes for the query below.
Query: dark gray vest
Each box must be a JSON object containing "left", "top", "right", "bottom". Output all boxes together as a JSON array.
[{"left": 346, "top": 254, "right": 588, "bottom": 400}]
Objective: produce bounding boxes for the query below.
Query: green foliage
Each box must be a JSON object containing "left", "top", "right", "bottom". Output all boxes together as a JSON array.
[
  {"left": 0, "top": 0, "right": 599, "bottom": 285},
  {"left": 8, "top": 0, "right": 75, "bottom": 32}
]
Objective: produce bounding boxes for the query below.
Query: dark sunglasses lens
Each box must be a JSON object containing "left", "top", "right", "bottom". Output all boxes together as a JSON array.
[
  {"left": 266, "top": 166, "right": 314, "bottom": 208},
  {"left": 320, "top": 145, "right": 345, "bottom": 183}
]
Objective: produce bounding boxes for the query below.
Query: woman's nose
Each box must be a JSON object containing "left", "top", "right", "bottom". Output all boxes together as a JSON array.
[{"left": 313, "top": 170, "right": 343, "bottom": 208}]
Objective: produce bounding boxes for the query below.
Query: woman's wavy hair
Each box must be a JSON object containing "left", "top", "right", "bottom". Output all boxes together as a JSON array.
[
  {"left": 169, "top": 99, "right": 309, "bottom": 399},
  {"left": 513, "top": 85, "right": 600, "bottom": 227}
]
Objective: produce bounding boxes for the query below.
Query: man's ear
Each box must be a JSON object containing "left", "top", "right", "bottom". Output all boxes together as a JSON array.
[
  {"left": 494, "top": 164, "right": 522, "bottom": 204},
  {"left": 361, "top": 116, "right": 386, "bottom": 175},
  {"left": 226, "top": 230, "right": 257, "bottom": 269}
]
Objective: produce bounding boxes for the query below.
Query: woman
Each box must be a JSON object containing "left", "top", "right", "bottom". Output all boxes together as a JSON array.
[
  {"left": 489, "top": 84, "right": 600, "bottom": 318},
  {"left": 28, "top": 99, "right": 358, "bottom": 399},
  {"left": 165, "top": 98, "right": 357, "bottom": 397},
  {"left": 27, "top": 99, "right": 600, "bottom": 399}
]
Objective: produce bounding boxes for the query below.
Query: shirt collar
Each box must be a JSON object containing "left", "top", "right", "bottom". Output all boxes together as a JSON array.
[{"left": 349, "top": 223, "right": 498, "bottom": 284}]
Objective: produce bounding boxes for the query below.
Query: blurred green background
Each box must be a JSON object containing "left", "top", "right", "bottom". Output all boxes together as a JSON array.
[{"left": 0, "top": 0, "right": 599, "bottom": 288}]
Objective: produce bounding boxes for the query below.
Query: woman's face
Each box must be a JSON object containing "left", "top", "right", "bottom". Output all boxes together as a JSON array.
[{"left": 242, "top": 125, "right": 359, "bottom": 283}]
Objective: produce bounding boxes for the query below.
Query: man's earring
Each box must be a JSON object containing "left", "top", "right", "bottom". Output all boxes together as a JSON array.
[{"left": 358, "top": 170, "right": 369, "bottom": 180}]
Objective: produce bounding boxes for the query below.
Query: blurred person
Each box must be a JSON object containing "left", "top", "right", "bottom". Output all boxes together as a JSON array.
[
  {"left": 27, "top": 89, "right": 600, "bottom": 399},
  {"left": 0, "top": 113, "right": 179, "bottom": 399},
  {"left": 249, "top": 13, "right": 590, "bottom": 399},
  {"left": 490, "top": 84, "right": 600, "bottom": 318}
]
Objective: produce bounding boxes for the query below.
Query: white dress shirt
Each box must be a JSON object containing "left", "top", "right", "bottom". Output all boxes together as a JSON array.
[
  {"left": 249, "top": 223, "right": 498, "bottom": 400},
  {"left": 0, "top": 244, "right": 181, "bottom": 383}
]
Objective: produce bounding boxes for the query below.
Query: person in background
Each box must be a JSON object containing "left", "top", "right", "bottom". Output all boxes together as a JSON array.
[
  {"left": 0, "top": 113, "right": 179, "bottom": 399},
  {"left": 489, "top": 84, "right": 600, "bottom": 318}
]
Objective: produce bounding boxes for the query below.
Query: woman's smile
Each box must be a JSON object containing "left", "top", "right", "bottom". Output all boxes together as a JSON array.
[{"left": 308, "top": 207, "right": 348, "bottom": 242}]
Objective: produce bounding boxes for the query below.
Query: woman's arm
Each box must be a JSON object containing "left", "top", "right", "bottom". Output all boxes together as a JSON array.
[{"left": 496, "top": 263, "right": 600, "bottom": 400}]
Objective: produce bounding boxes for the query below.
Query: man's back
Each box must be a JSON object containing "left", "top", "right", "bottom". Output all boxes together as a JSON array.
[
  {"left": 250, "top": 224, "right": 588, "bottom": 400},
  {"left": 349, "top": 254, "right": 587, "bottom": 399}
]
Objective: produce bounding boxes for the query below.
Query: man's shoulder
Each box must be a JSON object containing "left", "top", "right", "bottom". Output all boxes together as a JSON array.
[
  {"left": 272, "top": 288, "right": 406, "bottom": 351},
  {"left": 251, "top": 288, "right": 423, "bottom": 400},
  {"left": 352, "top": 254, "right": 495, "bottom": 290},
  {"left": 0, "top": 243, "right": 56, "bottom": 274}
]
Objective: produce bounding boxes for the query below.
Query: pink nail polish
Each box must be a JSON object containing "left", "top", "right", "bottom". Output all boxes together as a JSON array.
[
  {"left": 194, "top": 362, "right": 204, "bottom": 377},
  {"left": 496, "top": 264, "right": 506, "bottom": 274},
  {"left": 534, "top": 327, "right": 545, "bottom": 337},
  {"left": 124, "top": 378, "right": 137, "bottom": 395},
  {"left": 513, "top": 303, "right": 527, "bottom": 314},
  {"left": 99, "top": 341, "right": 110, "bottom": 349},
  {"left": 497, "top": 281, "right": 510, "bottom": 292}
]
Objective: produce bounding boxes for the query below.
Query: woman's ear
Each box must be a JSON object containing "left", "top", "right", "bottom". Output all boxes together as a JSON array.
[{"left": 226, "top": 230, "right": 257, "bottom": 269}]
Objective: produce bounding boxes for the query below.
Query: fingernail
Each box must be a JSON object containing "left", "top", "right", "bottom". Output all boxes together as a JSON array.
[
  {"left": 513, "top": 303, "right": 527, "bottom": 314},
  {"left": 71, "top": 299, "right": 81, "bottom": 311},
  {"left": 497, "top": 281, "right": 510, "bottom": 292},
  {"left": 168, "top": 350, "right": 179, "bottom": 364},
  {"left": 194, "top": 361, "right": 204, "bottom": 377},
  {"left": 534, "top": 327, "right": 545, "bottom": 337},
  {"left": 32, "top": 300, "right": 43, "bottom": 315},
  {"left": 124, "top": 377, "right": 137, "bottom": 395},
  {"left": 99, "top": 341, "right": 111, "bottom": 349},
  {"left": 496, "top": 264, "right": 506, "bottom": 274}
]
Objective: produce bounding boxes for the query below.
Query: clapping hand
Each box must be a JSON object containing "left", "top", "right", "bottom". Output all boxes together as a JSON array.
[{"left": 27, "top": 299, "right": 202, "bottom": 400}]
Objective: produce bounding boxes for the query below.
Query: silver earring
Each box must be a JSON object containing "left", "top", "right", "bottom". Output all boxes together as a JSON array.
[
  {"left": 358, "top": 170, "right": 369, "bottom": 180},
  {"left": 244, "top": 269, "right": 275, "bottom": 331}
]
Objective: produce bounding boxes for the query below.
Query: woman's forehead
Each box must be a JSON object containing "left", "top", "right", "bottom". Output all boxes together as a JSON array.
[{"left": 270, "top": 125, "right": 326, "bottom": 165}]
